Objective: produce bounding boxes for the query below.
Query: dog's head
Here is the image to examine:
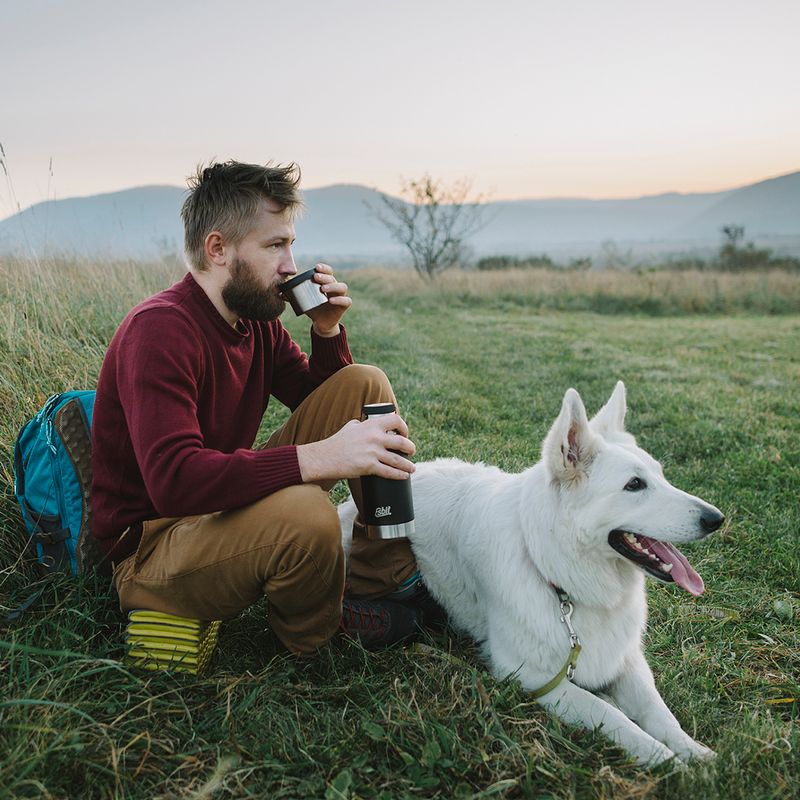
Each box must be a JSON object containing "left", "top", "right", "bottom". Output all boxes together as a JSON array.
[{"left": 541, "top": 382, "right": 724, "bottom": 596}]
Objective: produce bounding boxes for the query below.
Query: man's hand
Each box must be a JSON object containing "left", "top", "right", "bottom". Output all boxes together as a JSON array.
[
  {"left": 296, "top": 413, "right": 416, "bottom": 483},
  {"left": 307, "top": 263, "right": 352, "bottom": 337}
]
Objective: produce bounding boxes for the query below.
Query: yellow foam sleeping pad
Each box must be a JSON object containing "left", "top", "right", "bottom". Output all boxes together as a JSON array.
[{"left": 124, "top": 610, "right": 222, "bottom": 675}]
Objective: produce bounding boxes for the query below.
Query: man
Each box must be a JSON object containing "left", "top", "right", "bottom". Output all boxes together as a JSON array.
[{"left": 91, "top": 160, "right": 422, "bottom": 655}]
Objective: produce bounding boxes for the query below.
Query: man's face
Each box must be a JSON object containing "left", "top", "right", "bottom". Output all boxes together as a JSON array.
[{"left": 221, "top": 200, "right": 297, "bottom": 322}]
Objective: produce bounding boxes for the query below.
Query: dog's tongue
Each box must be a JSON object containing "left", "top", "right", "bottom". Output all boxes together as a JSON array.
[{"left": 640, "top": 535, "right": 705, "bottom": 596}]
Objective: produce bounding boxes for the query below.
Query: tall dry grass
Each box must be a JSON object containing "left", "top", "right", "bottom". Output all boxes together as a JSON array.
[
  {"left": 0, "top": 257, "right": 184, "bottom": 541},
  {"left": 0, "top": 257, "right": 183, "bottom": 419},
  {"left": 351, "top": 266, "right": 800, "bottom": 315}
]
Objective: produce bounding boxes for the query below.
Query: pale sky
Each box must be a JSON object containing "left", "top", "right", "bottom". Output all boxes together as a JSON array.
[{"left": 2, "top": 0, "right": 798, "bottom": 217}]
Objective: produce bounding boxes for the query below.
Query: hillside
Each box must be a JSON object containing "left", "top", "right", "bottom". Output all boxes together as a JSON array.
[{"left": 1, "top": 171, "right": 798, "bottom": 263}]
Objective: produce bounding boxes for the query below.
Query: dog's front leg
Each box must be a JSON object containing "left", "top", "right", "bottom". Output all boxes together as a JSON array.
[
  {"left": 605, "top": 651, "right": 715, "bottom": 762},
  {"left": 535, "top": 680, "right": 677, "bottom": 766}
]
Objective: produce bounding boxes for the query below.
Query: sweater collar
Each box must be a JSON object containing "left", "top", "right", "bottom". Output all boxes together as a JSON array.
[{"left": 183, "top": 272, "right": 251, "bottom": 342}]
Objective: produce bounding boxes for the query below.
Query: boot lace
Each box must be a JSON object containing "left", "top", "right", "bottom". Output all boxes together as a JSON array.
[{"left": 340, "top": 600, "right": 387, "bottom": 635}]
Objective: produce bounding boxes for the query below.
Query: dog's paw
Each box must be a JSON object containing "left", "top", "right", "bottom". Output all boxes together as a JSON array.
[
  {"left": 639, "top": 742, "right": 679, "bottom": 767},
  {"left": 691, "top": 742, "right": 716, "bottom": 762},
  {"left": 674, "top": 739, "right": 716, "bottom": 763}
]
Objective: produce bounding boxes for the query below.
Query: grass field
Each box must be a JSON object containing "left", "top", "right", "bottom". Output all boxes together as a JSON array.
[{"left": 1, "top": 260, "right": 798, "bottom": 799}]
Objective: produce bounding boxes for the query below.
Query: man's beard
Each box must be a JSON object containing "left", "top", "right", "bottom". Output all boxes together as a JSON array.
[{"left": 221, "top": 256, "right": 285, "bottom": 323}]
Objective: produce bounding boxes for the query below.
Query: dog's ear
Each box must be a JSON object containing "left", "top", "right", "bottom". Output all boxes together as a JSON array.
[
  {"left": 543, "top": 388, "right": 598, "bottom": 485},
  {"left": 590, "top": 380, "right": 628, "bottom": 438}
]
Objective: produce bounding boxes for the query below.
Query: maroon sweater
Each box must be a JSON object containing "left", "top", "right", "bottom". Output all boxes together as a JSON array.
[{"left": 91, "top": 272, "right": 352, "bottom": 562}]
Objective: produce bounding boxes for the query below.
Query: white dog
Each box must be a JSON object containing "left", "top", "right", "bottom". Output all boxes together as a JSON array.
[{"left": 339, "top": 381, "right": 724, "bottom": 766}]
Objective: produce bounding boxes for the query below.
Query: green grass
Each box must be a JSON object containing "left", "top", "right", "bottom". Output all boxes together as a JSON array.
[{"left": 0, "top": 261, "right": 798, "bottom": 799}]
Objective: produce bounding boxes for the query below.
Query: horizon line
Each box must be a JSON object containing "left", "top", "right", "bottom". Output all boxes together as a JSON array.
[{"left": 2, "top": 167, "right": 798, "bottom": 223}]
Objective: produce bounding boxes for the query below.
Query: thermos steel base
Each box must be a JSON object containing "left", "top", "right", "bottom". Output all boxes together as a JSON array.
[{"left": 366, "top": 520, "right": 416, "bottom": 540}]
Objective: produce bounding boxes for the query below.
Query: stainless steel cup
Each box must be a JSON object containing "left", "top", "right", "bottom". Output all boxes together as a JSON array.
[{"left": 279, "top": 269, "right": 329, "bottom": 316}]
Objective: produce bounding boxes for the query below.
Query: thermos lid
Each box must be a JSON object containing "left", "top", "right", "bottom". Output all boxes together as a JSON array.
[
  {"left": 279, "top": 268, "right": 318, "bottom": 292},
  {"left": 362, "top": 402, "right": 396, "bottom": 417}
]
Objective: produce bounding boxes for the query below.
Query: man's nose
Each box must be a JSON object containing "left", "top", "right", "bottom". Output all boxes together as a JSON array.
[{"left": 281, "top": 249, "right": 297, "bottom": 276}]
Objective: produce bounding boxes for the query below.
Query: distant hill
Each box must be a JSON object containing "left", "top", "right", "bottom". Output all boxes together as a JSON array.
[
  {"left": 671, "top": 171, "right": 800, "bottom": 239},
  {"left": 1, "top": 171, "right": 798, "bottom": 263},
  {"left": 0, "top": 183, "right": 397, "bottom": 262},
  {"left": 0, "top": 185, "right": 186, "bottom": 261}
]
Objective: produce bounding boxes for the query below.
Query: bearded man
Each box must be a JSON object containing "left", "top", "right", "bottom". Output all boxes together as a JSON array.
[{"left": 91, "top": 161, "right": 423, "bottom": 655}]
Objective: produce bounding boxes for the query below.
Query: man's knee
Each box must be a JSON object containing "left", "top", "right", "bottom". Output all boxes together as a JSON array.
[{"left": 328, "top": 363, "right": 392, "bottom": 399}]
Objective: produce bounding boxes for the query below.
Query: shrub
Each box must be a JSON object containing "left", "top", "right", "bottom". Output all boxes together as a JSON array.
[{"left": 476, "top": 254, "right": 557, "bottom": 271}]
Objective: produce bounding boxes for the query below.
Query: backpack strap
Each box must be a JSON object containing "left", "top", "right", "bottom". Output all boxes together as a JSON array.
[
  {"left": 19, "top": 499, "right": 71, "bottom": 572},
  {"left": 5, "top": 576, "right": 57, "bottom": 622},
  {"left": 31, "top": 527, "right": 72, "bottom": 572},
  {"left": 54, "top": 398, "right": 107, "bottom": 574}
]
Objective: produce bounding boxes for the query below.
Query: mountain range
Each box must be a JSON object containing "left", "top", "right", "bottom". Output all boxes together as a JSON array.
[{"left": 1, "top": 170, "right": 798, "bottom": 265}]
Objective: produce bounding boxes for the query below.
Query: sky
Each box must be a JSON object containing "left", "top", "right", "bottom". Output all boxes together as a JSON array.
[{"left": 2, "top": 0, "right": 799, "bottom": 218}]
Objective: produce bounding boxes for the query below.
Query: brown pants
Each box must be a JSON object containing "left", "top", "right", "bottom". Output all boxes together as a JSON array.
[{"left": 113, "top": 364, "right": 417, "bottom": 655}]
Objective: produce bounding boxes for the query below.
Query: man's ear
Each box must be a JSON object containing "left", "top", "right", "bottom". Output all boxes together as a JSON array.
[
  {"left": 590, "top": 380, "right": 627, "bottom": 438},
  {"left": 543, "top": 388, "right": 598, "bottom": 486},
  {"left": 204, "top": 231, "right": 228, "bottom": 268}
]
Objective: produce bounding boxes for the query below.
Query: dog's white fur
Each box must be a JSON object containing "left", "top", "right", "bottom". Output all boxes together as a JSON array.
[{"left": 339, "top": 382, "right": 722, "bottom": 765}]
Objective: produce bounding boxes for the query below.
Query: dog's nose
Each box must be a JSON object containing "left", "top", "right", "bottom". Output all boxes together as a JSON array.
[{"left": 701, "top": 510, "right": 725, "bottom": 534}]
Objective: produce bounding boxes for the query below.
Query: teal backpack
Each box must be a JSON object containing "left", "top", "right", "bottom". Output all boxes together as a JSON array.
[{"left": 13, "top": 391, "right": 99, "bottom": 576}]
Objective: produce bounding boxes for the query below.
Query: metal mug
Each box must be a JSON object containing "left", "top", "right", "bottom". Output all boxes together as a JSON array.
[{"left": 279, "top": 269, "right": 329, "bottom": 316}]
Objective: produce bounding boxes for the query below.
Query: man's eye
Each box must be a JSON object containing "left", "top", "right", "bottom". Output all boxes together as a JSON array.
[{"left": 624, "top": 477, "right": 646, "bottom": 492}]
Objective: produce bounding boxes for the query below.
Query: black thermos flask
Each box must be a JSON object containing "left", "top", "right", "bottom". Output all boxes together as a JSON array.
[{"left": 360, "top": 403, "right": 415, "bottom": 539}]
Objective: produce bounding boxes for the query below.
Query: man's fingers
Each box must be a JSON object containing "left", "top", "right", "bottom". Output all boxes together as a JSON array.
[
  {"left": 313, "top": 267, "right": 349, "bottom": 296},
  {"left": 379, "top": 413, "right": 408, "bottom": 438},
  {"left": 387, "top": 432, "right": 415, "bottom": 457},
  {"left": 325, "top": 295, "right": 352, "bottom": 309},
  {"left": 320, "top": 280, "right": 348, "bottom": 296},
  {"left": 381, "top": 449, "right": 415, "bottom": 472},
  {"left": 373, "top": 462, "right": 414, "bottom": 480}
]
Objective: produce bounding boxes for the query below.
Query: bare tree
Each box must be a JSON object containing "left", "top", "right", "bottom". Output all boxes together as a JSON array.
[{"left": 370, "top": 175, "right": 487, "bottom": 279}]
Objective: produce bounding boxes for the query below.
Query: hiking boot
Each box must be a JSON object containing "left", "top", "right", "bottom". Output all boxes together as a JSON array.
[
  {"left": 339, "top": 597, "right": 421, "bottom": 649},
  {"left": 384, "top": 572, "right": 448, "bottom": 627}
]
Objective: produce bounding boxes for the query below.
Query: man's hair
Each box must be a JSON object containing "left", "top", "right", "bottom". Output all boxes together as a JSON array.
[{"left": 181, "top": 160, "right": 303, "bottom": 270}]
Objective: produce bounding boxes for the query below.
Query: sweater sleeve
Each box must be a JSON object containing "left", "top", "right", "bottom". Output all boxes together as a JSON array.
[
  {"left": 116, "top": 309, "right": 304, "bottom": 518},
  {"left": 270, "top": 321, "right": 353, "bottom": 410}
]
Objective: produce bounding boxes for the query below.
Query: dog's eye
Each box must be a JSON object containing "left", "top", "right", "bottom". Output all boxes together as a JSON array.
[{"left": 624, "top": 477, "right": 646, "bottom": 492}]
